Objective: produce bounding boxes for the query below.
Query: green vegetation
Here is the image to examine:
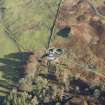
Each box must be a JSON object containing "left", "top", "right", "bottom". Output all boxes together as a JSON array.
[
  {"left": 2, "top": 0, "right": 60, "bottom": 51},
  {"left": 3, "top": 90, "right": 39, "bottom": 105},
  {"left": 0, "top": 25, "right": 18, "bottom": 57},
  {"left": 0, "top": 0, "right": 61, "bottom": 57}
]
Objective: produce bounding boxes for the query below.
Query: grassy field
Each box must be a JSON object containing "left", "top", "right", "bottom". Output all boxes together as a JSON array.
[{"left": 3, "top": 0, "right": 60, "bottom": 51}]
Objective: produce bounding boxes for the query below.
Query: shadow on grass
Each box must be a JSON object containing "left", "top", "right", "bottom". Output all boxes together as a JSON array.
[{"left": 0, "top": 52, "right": 33, "bottom": 95}]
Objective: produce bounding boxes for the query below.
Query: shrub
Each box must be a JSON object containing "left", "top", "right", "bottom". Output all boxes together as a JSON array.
[
  {"left": 3, "top": 90, "right": 39, "bottom": 105},
  {"left": 18, "top": 77, "right": 33, "bottom": 92}
]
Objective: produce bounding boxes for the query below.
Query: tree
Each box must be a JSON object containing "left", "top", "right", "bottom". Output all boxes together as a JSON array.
[{"left": 3, "top": 89, "right": 39, "bottom": 105}]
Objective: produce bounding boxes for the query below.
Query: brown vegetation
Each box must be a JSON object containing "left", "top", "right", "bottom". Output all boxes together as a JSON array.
[{"left": 53, "top": 0, "right": 105, "bottom": 85}]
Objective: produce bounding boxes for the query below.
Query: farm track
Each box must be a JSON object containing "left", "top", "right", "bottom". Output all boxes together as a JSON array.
[
  {"left": 4, "top": 25, "right": 30, "bottom": 52},
  {"left": 47, "top": 0, "right": 63, "bottom": 49}
]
